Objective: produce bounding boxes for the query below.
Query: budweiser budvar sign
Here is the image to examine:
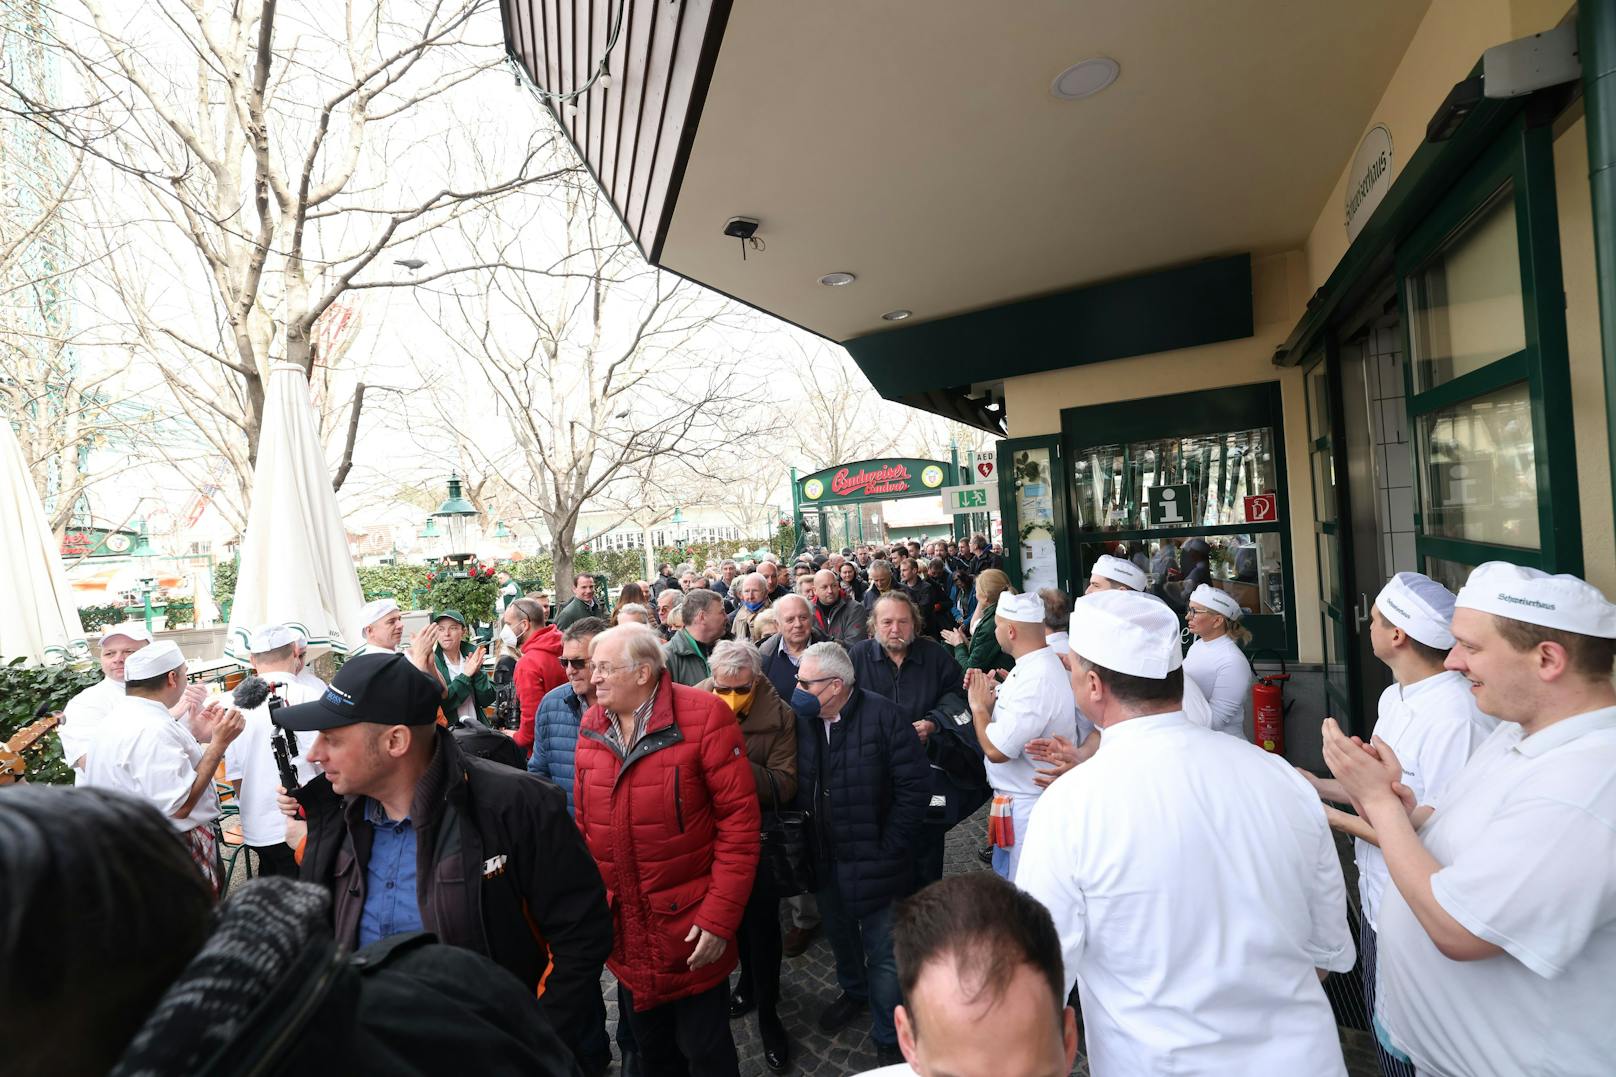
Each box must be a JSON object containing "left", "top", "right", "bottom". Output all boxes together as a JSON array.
[{"left": 831, "top": 463, "right": 912, "bottom": 497}]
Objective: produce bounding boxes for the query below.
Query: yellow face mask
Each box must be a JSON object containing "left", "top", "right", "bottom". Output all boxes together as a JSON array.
[{"left": 712, "top": 685, "right": 755, "bottom": 716}]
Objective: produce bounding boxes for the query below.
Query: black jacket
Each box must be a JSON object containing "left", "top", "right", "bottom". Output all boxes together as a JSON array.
[
  {"left": 794, "top": 686, "right": 930, "bottom": 919},
  {"left": 849, "top": 637, "right": 987, "bottom": 827},
  {"left": 110, "top": 879, "right": 581, "bottom": 1077},
  {"left": 296, "top": 729, "right": 609, "bottom": 1064}
]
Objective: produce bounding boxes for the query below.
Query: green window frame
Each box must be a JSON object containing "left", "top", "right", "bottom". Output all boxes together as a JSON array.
[
  {"left": 1059, "top": 382, "right": 1299, "bottom": 659},
  {"left": 1395, "top": 118, "right": 1581, "bottom": 584}
]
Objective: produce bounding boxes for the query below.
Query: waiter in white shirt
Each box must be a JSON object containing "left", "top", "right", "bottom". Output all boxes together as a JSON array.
[
  {"left": 349, "top": 599, "right": 404, "bottom": 657},
  {"left": 1300, "top": 571, "right": 1494, "bottom": 1077},
  {"left": 58, "top": 622, "right": 205, "bottom": 782},
  {"left": 1017, "top": 589, "right": 1354, "bottom": 1077},
  {"left": 223, "top": 625, "right": 323, "bottom": 878},
  {"left": 1325, "top": 563, "right": 1616, "bottom": 1077},
  {"left": 288, "top": 624, "right": 328, "bottom": 694},
  {"left": 967, "top": 591, "right": 1076, "bottom": 882},
  {"left": 1181, "top": 584, "right": 1253, "bottom": 737},
  {"left": 83, "top": 641, "right": 245, "bottom": 893}
]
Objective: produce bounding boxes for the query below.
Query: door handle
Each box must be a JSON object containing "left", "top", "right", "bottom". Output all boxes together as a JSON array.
[{"left": 1354, "top": 593, "right": 1371, "bottom": 625}]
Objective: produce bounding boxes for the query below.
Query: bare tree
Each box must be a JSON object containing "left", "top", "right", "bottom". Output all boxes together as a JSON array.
[
  {"left": 0, "top": 0, "right": 573, "bottom": 522},
  {"left": 783, "top": 338, "right": 914, "bottom": 471},
  {"left": 414, "top": 174, "right": 768, "bottom": 600}
]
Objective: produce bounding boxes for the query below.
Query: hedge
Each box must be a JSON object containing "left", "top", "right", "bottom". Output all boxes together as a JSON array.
[{"left": 1, "top": 658, "right": 103, "bottom": 785}]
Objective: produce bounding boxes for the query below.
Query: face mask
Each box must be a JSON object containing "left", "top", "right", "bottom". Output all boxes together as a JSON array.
[
  {"left": 500, "top": 624, "right": 521, "bottom": 648},
  {"left": 713, "top": 686, "right": 755, "bottom": 715},
  {"left": 744, "top": 599, "right": 765, "bottom": 612},
  {"left": 789, "top": 687, "right": 821, "bottom": 719}
]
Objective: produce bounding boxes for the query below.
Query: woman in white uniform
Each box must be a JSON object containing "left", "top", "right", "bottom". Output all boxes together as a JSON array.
[{"left": 1181, "top": 584, "right": 1252, "bottom": 738}]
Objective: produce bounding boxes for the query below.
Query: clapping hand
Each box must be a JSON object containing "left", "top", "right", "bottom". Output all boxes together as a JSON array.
[
  {"left": 1321, "top": 718, "right": 1407, "bottom": 817},
  {"left": 169, "top": 682, "right": 207, "bottom": 720},
  {"left": 408, "top": 624, "right": 440, "bottom": 671},
  {"left": 964, "top": 668, "right": 996, "bottom": 713},
  {"left": 462, "top": 644, "right": 487, "bottom": 677},
  {"left": 196, "top": 700, "right": 246, "bottom": 747},
  {"left": 940, "top": 627, "right": 966, "bottom": 647},
  {"left": 1027, "top": 735, "right": 1078, "bottom": 788}
]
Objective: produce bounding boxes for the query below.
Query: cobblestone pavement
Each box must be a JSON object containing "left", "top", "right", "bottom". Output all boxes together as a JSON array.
[{"left": 592, "top": 809, "right": 1383, "bottom": 1077}]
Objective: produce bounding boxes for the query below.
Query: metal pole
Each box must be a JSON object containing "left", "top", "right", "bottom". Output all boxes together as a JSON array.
[
  {"left": 1582, "top": 2, "right": 1616, "bottom": 528},
  {"left": 950, "top": 442, "right": 967, "bottom": 541},
  {"left": 790, "top": 467, "right": 802, "bottom": 555}
]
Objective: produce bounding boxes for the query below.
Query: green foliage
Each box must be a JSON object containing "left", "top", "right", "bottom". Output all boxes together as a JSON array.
[
  {"left": 573, "top": 548, "right": 644, "bottom": 586},
  {"left": 77, "top": 603, "right": 128, "bottom": 631},
  {"left": 163, "top": 599, "right": 196, "bottom": 629},
  {"left": 770, "top": 520, "right": 799, "bottom": 561},
  {"left": 356, "top": 564, "right": 434, "bottom": 609},
  {"left": 1, "top": 658, "right": 103, "bottom": 785},
  {"left": 212, "top": 557, "right": 239, "bottom": 607},
  {"left": 424, "top": 560, "right": 500, "bottom": 624}
]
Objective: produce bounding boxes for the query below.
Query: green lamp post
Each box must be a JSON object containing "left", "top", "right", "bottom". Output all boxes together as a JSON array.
[
  {"left": 671, "top": 506, "right": 686, "bottom": 557},
  {"left": 432, "top": 473, "right": 480, "bottom": 577}
]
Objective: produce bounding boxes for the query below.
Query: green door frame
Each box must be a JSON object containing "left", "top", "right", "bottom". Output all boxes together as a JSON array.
[
  {"left": 1396, "top": 116, "right": 1583, "bottom": 577},
  {"left": 1059, "top": 382, "right": 1300, "bottom": 659}
]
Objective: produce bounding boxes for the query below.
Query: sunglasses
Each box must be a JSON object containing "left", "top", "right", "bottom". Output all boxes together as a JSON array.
[{"left": 559, "top": 657, "right": 592, "bottom": 670}]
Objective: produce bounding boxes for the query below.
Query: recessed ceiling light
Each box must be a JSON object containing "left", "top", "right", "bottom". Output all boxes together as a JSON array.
[
  {"left": 1051, "top": 57, "right": 1120, "bottom": 101},
  {"left": 881, "top": 309, "right": 912, "bottom": 321},
  {"left": 818, "top": 271, "right": 856, "bottom": 287}
]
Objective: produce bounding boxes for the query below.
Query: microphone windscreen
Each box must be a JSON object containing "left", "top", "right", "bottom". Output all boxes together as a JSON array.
[{"left": 233, "top": 675, "right": 271, "bottom": 711}]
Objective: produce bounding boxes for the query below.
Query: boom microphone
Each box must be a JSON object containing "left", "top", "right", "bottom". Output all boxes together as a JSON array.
[{"left": 233, "top": 675, "right": 272, "bottom": 711}]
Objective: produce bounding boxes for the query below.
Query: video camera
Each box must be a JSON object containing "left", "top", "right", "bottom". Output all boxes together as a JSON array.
[{"left": 233, "top": 675, "right": 302, "bottom": 796}]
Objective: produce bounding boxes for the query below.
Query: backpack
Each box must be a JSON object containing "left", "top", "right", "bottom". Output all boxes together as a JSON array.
[{"left": 447, "top": 716, "right": 526, "bottom": 769}]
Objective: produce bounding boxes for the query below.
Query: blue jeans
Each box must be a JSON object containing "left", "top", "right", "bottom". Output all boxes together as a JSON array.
[{"left": 817, "top": 879, "right": 899, "bottom": 1048}]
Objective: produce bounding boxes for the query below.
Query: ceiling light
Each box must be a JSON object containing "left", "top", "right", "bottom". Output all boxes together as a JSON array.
[
  {"left": 818, "top": 271, "right": 856, "bottom": 287},
  {"left": 1051, "top": 57, "right": 1120, "bottom": 100},
  {"left": 881, "top": 309, "right": 912, "bottom": 321}
]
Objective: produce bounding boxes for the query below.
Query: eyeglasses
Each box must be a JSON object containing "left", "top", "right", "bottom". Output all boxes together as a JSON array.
[
  {"left": 712, "top": 684, "right": 753, "bottom": 695},
  {"left": 592, "top": 662, "right": 641, "bottom": 676},
  {"left": 559, "top": 657, "right": 591, "bottom": 670},
  {"left": 795, "top": 676, "right": 839, "bottom": 688}
]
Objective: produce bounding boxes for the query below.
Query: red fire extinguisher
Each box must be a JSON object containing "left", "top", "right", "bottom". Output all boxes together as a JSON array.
[{"left": 1250, "top": 651, "right": 1290, "bottom": 755}]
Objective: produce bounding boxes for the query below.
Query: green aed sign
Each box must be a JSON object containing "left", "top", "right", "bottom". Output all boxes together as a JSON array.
[{"left": 797, "top": 457, "right": 952, "bottom": 506}]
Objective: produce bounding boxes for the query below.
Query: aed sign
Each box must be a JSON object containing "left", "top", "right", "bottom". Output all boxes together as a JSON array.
[
  {"left": 974, "top": 450, "right": 996, "bottom": 483},
  {"left": 1345, "top": 124, "right": 1394, "bottom": 241},
  {"left": 941, "top": 484, "right": 999, "bottom": 512},
  {"left": 1244, "top": 492, "right": 1280, "bottom": 524},
  {"left": 1145, "top": 484, "right": 1194, "bottom": 527}
]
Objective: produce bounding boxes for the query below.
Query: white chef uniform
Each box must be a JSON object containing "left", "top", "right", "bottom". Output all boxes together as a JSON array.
[
  {"left": 83, "top": 694, "right": 220, "bottom": 833},
  {"left": 1356, "top": 670, "right": 1495, "bottom": 929},
  {"left": 59, "top": 676, "right": 125, "bottom": 781},
  {"left": 982, "top": 643, "right": 1076, "bottom": 881},
  {"left": 1018, "top": 589, "right": 1353, "bottom": 1077},
  {"left": 223, "top": 670, "right": 323, "bottom": 848},
  {"left": 1181, "top": 633, "right": 1251, "bottom": 737}
]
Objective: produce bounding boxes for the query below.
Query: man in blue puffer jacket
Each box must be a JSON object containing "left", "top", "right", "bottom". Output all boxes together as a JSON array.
[
  {"left": 793, "top": 641, "right": 929, "bottom": 1069},
  {"left": 528, "top": 616, "right": 608, "bottom": 814}
]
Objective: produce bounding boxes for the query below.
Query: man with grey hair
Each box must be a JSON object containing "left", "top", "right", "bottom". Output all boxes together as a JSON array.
[
  {"left": 575, "top": 625, "right": 761, "bottom": 1077},
  {"left": 813, "top": 569, "right": 868, "bottom": 649},
  {"left": 729, "top": 571, "right": 769, "bottom": 640},
  {"left": 794, "top": 641, "right": 929, "bottom": 1067},
  {"left": 665, "top": 588, "right": 729, "bottom": 686},
  {"left": 760, "top": 593, "right": 825, "bottom": 705}
]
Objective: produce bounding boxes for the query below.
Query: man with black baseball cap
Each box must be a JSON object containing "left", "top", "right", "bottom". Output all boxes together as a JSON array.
[{"left": 278, "top": 652, "right": 613, "bottom": 1074}]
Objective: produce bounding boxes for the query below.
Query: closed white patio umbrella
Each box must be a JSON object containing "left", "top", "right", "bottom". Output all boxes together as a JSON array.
[
  {"left": 0, "top": 418, "right": 86, "bottom": 663},
  {"left": 225, "top": 363, "right": 365, "bottom": 661}
]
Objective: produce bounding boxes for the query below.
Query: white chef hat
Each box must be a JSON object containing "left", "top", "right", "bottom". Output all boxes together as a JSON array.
[
  {"left": 1375, "top": 572, "right": 1456, "bottom": 649},
  {"left": 358, "top": 598, "right": 399, "bottom": 630},
  {"left": 1189, "top": 584, "right": 1243, "bottom": 622},
  {"left": 1069, "top": 590, "right": 1184, "bottom": 678},
  {"left": 248, "top": 623, "right": 298, "bottom": 654},
  {"left": 124, "top": 640, "right": 185, "bottom": 680},
  {"left": 1090, "top": 554, "right": 1146, "bottom": 591},
  {"left": 1456, "top": 562, "right": 1616, "bottom": 639},
  {"left": 99, "top": 621, "right": 153, "bottom": 645},
  {"left": 996, "top": 591, "right": 1045, "bottom": 623}
]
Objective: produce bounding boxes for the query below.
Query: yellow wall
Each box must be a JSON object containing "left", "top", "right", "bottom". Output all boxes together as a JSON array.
[
  {"left": 1554, "top": 113, "right": 1616, "bottom": 598},
  {"left": 1003, "top": 252, "right": 1325, "bottom": 663}
]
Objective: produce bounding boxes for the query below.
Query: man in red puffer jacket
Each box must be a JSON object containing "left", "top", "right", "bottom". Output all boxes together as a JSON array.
[
  {"left": 504, "top": 598, "right": 564, "bottom": 760},
  {"left": 574, "top": 625, "right": 760, "bottom": 1077}
]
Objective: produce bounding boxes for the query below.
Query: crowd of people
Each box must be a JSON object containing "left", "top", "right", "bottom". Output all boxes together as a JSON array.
[{"left": 10, "top": 535, "right": 1616, "bottom": 1077}]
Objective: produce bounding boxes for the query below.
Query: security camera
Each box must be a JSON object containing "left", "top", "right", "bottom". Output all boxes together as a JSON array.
[{"left": 723, "top": 216, "right": 760, "bottom": 240}]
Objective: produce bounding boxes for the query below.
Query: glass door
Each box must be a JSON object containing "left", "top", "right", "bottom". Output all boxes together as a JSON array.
[{"left": 1305, "top": 348, "right": 1358, "bottom": 728}]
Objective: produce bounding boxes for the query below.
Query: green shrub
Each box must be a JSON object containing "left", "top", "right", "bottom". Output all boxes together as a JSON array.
[
  {"left": 76, "top": 603, "right": 128, "bottom": 632},
  {"left": 212, "top": 557, "right": 239, "bottom": 607},
  {"left": 424, "top": 561, "right": 500, "bottom": 625},
  {"left": 1, "top": 658, "right": 103, "bottom": 785},
  {"left": 356, "top": 564, "right": 434, "bottom": 608},
  {"left": 163, "top": 599, "right": 196, "bottom": 629}
]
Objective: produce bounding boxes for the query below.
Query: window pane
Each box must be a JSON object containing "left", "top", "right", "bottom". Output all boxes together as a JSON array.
[
  {"left": 1417, "top": 382, "right": 1539, "bottom": 549},
  {"left": 1071, "top": 427, "right": 1278, "bottom": 532},
  {"left": 1317, "top": 531, "right": 1340, "bottom": 609},
  {"left": 1077, "top": 533, "right": 1284, "bottom": 620},
  {"left": 1307, "top": 362, "right": 1332, "bottom": 442},
  {"left": 1009, "top": 447, "right": 1060, "bottom": 591},
  {"left": 1311, "top": 449, "right": 1337, "bottom": 524},
  {"left": 1424, "top": 555, "right": 1476, "bottom": 594},
  {"left": 1407, "top": 187, "right": 1526, "bottom": 391}
]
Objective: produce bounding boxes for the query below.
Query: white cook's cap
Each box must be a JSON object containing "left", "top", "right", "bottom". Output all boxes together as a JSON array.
[
  {"left": 1375, "top": 572, "right": 1456, "bottom": 649},
  {"left": 249, "top": 623, "right": 298, "bottom": 654},
  {"left": 1090, "top": 554, "right": 1146, "bottom": 591},
  {"left": 124, "top": 640, "right": 184, "bottom": 680},
  {"left": 996, "top": 591, "right": 1045, "bottom": 623},
  {"left": 1069, "top": 590, "right": 1183, "bottom": 678},
  {"left": 358, "top": 598, "right": 399, "bottom": 630},
  {"left": 100, "top": 621, "right": 153, "bottom": 645},
  {"left": 1189, "top": 584, "right": 1243, "bottom": 622},
  {"left": 1456, "top": 562, "right": 1616, "bottom": 638}
]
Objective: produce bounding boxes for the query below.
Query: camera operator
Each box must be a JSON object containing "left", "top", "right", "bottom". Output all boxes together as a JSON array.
[{"left": 225, "top": 624, "right": 326, "bottom": 877}]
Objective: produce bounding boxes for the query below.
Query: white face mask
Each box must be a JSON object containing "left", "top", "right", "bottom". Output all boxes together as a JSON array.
[{"left": 500, "top": 624, "right": 521, "bottom": 648}]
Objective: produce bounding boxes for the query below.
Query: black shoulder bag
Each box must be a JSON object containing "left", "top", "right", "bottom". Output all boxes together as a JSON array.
[{"left": 760, "top": 769, "right": 817, "bottom": 897}]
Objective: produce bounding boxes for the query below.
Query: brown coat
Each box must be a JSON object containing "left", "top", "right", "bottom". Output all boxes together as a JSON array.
[{"left": 695, "top": 672, "right": 797, "bottom": 809}]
